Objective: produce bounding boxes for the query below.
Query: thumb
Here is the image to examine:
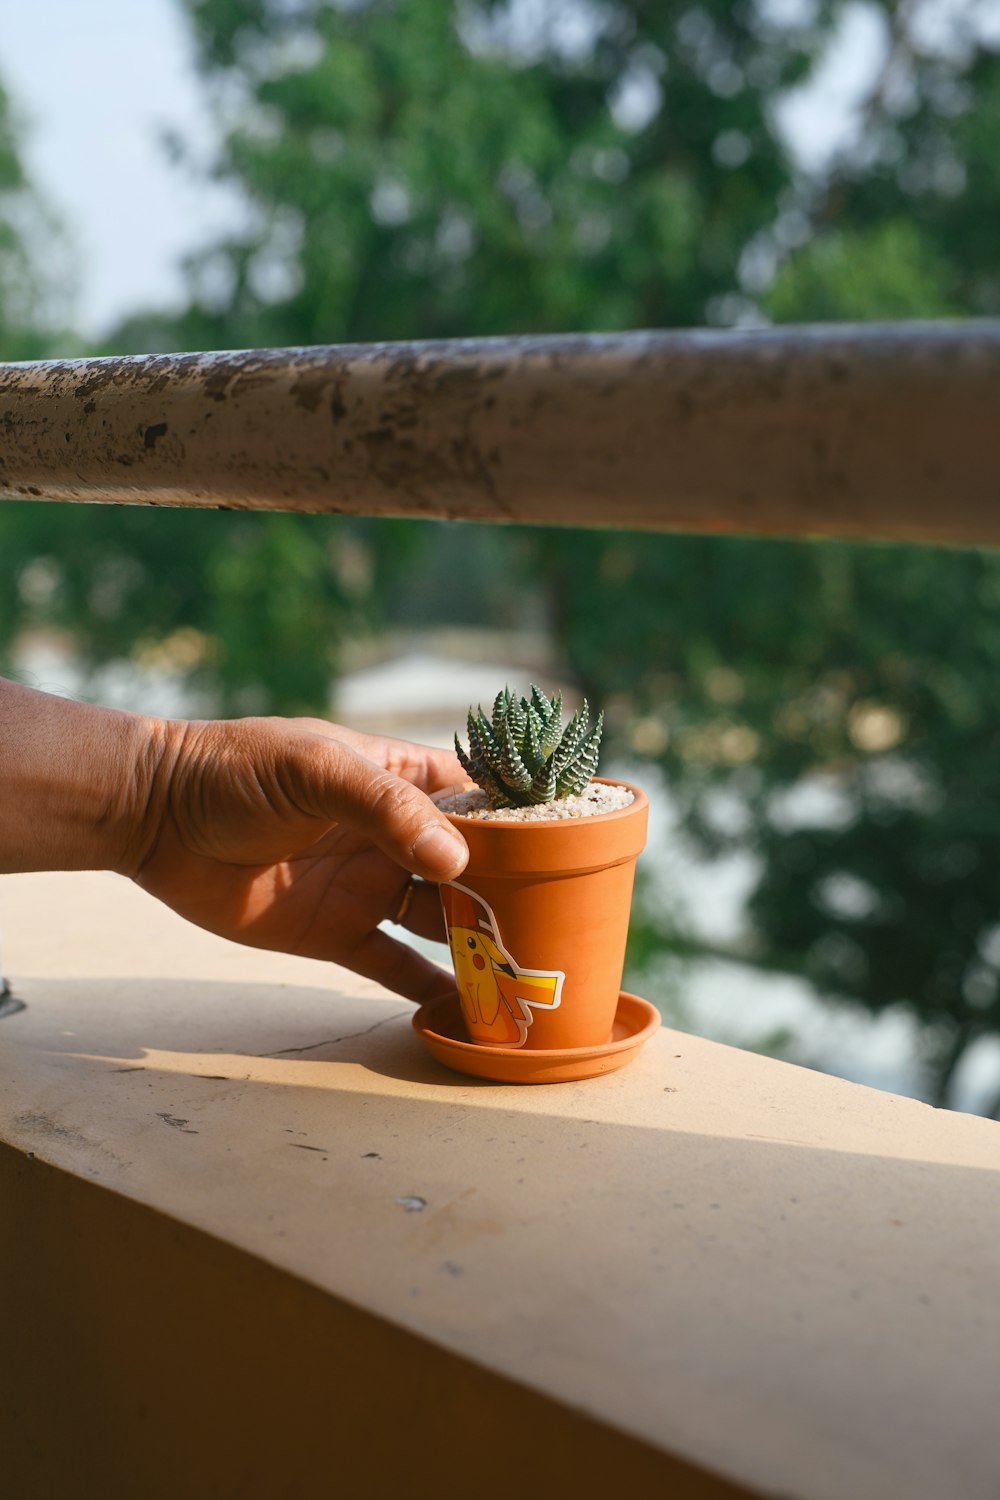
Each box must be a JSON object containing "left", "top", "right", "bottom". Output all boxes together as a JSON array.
[{"left": 300, "top": 738, "right": 469, "bottom": 881}]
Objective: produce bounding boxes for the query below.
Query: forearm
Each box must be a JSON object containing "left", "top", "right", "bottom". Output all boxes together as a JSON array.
[{"left": 0, "top": 678, "right": 166, "bottom": 874}]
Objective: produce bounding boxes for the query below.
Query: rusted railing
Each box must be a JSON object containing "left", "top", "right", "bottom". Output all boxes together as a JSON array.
[{"left": 2, "top": 321, "right": 999, "bottom": 545}]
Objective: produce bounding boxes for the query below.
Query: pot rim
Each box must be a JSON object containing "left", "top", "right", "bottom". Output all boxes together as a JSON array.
[{"left": 436, "top": 774, "right": 647, "bottom": 828}]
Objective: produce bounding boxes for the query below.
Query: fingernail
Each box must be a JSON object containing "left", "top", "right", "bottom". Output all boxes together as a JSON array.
[{"left": 412, "top": 823, "right": 468, "bottom": 877}]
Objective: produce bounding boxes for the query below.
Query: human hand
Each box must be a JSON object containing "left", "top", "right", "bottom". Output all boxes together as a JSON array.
[{"left": 133, "top": 715, "right": 469, "bottom": 1003}]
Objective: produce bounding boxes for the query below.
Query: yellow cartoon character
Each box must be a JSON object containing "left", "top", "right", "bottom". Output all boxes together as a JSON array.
[{"left": 440, "top": 882, "right": 564, "bottom": 1048}]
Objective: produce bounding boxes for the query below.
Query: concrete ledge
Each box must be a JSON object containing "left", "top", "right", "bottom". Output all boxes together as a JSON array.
[
  {"left": 3, "top": 871, "right": 1000, "bottom": 1499},
  {"left": 3, "top": 1146, "right": 725, "bottom": 1500}
]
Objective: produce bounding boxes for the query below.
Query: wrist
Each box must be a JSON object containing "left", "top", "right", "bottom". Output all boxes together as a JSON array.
[{"left": 0, "top": 678, "right": 170, "bottom": 875}]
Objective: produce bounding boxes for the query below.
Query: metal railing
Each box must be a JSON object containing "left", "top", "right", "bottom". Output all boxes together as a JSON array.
[{"left": 2, "top": 321, "right": 999, "bottom": 545}]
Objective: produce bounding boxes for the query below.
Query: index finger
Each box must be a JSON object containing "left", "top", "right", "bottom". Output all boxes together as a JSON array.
[{"left": 298, "top": 720, "right": 468, "bottom": 794}]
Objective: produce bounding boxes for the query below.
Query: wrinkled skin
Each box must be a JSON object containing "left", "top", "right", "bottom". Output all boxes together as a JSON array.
[
  {"left": 134, "top": 715, "right": 470, "bottom": 1004},
  {"left": 0, "top": 679, "right": 471, "bottom": 1003}
]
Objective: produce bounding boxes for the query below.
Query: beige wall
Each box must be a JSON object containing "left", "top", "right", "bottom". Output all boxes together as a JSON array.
[{"left": 1, "top": 1143, "right": 741, "bottom": 1500}]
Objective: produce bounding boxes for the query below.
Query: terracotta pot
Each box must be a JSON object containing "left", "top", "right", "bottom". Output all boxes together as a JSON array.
[{"left": 440, "top": 778, "right": 648, "bottom": 1052}]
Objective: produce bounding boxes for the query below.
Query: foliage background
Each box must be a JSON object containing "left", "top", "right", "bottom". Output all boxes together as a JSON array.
[{"left": 1, "top": 0, "right": 999, "bottom": 1109}]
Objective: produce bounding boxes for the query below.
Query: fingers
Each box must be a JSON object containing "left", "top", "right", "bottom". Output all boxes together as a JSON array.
[
  {"left": 341, "top": 927, "right": 457, "bottom": 1006},
  {"left": 397, "top": 878, "right": 448, "bottom": 945},
  {"left": 380, "top": 737, "right": 469, "bottom": 793},
  {"left": 292, "top": 719, "right": 469, "bottom": 794},
  {"left": 289, "top": 737, "right": 469, "bottom": 882}
]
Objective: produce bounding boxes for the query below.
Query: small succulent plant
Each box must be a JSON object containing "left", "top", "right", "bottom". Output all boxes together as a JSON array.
[{"left": 455, "top": 685, "right": 604, "bottom": 809}]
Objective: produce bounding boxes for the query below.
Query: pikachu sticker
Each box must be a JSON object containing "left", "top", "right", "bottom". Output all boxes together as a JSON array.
[{"left": 440, "top": 882, "right": 564, "bottom": 1048}]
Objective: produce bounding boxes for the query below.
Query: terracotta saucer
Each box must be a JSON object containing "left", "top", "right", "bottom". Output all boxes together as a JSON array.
[{"left": 412, "top": 990, "right": 661, "bottom": 1084}]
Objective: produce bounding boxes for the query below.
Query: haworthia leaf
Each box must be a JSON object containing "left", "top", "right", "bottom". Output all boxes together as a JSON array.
[
  {"left": 484, "top": 769, "right": 517, "bottom": 807},
  {"left": 454, "top": 736, "right": 477, "bottom": 782},
  {"left": 558, "top": 714, "right": 604, "bottom": 794},
  {"left": 539, "top": 691, "right": 563, "bottom": 755},
  {"left": 530, "top": 684, "right": 554, "bottom": 724},
  {"left": 524, "top": 707, "right": 544, "bottom": 771},
  {"left": 492, "top": 689, "right": 508, "bottom": 738},
  {"left": 551, "top": 703, "right": 589, "bottom": 773},
  {"left": 530, "top": 758, "right": 557, "bottom": 803},
  {"left": 477, "top": 707, "right": 500, "bottom": 759},
  {"left": 507, "top": 696, "right": 526, "bottom": 749},
  {"left": 467, "top": 712, "right": 485, "bottom": 765},
  {"left": 500, "top": 720, "right": 533, "bottom": 791}
]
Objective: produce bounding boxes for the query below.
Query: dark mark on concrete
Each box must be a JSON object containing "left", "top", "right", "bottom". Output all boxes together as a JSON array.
[
  {"left": 14, "top": 1112, "right": 87, "bottom": 1146},
  {"left": 289, "top": 1143, "right": 328, "bottom": 1153},
  {"left": 157, "top": 1112, "right": 199, "bottom": 1134}
]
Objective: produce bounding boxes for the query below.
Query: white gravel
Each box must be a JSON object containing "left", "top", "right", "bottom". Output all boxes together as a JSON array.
[{"left": 437, "top": 782, "right": 634, "bottom": 821}]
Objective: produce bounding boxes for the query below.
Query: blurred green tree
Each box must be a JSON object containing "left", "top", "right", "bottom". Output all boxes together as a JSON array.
[
  {"left": 3, "top": 0, "right": 829, "bottom": 707},
  {"left": 524, "top": 3, "right": 1000, "bottom": 1107}
]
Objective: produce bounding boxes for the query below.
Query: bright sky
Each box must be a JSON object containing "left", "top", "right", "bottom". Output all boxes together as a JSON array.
[
  {"left": 1, "top": 0, "right": 245, "bottom": 340},
  {"left": 0, "top": 0, "right": 884, "bottom": 342}
]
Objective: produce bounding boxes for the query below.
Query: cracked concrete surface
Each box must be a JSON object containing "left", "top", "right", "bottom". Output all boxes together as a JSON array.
[{"left": 266, "top": 1009, "right": 410, "bottom": 1057}]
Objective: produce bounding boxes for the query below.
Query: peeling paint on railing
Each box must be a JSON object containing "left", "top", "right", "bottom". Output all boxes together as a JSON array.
[{"left": 0, "top": 323, "right": 998, "bottom": 544}]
